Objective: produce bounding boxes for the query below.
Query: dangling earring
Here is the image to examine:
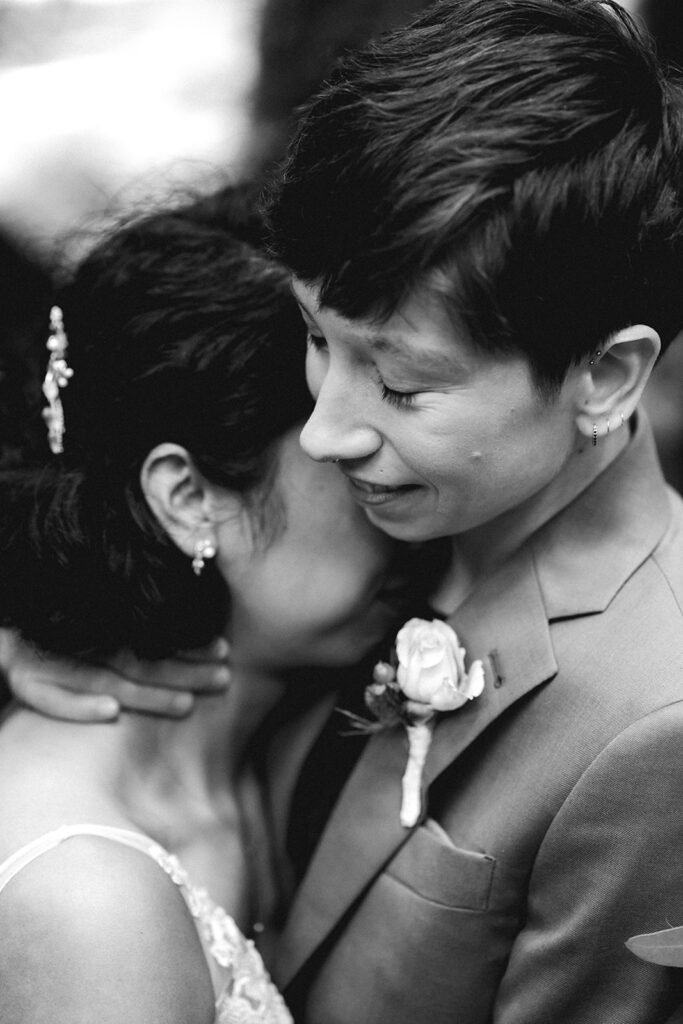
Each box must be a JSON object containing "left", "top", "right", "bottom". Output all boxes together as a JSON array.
[
  {"left": 192, "top": 538, "right": 216, "bottom": 576},
  {"left": 592, "top": 423, "right": 598, "bottom": 447}
]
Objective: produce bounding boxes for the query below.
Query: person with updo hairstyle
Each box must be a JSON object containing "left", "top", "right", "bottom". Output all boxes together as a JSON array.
[{"left": 0, "top": 186, "right": 397, "bottom": 1024}]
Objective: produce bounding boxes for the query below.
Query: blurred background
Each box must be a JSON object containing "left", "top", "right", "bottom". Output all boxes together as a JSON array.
[{"left": 1, "top": 0, "right": 682, "bottom": 487}]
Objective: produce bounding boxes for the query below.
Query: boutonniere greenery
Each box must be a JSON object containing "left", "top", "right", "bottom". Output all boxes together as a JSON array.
[
  {"left": 626, "top": 926, "right": 683, "bottom": 968},
  {"left": 344, "top": 618, "right": 484, "bottom": 828}
]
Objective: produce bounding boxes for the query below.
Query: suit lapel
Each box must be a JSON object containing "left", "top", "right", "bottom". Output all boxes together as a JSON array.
[
  {"left": 277, "top": 414, "right": 671, "bottom": 990},
  {"left": 425, "top": 546, "right": 557, "bottom": 786},
  {"left": 275, "top": 723, "right": 413, "bottom": 986},
  {"left": 276, "top": 545, "right": 557, "bottom": 988}
]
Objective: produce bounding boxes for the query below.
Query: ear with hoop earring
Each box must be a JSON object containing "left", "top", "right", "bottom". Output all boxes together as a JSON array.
[{"left": 592, "top": 412, "right": 627, "bottom": 448}]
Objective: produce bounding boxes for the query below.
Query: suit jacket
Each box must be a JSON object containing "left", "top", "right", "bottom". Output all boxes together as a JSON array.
[{"left": 271, "top": 414, "right": 683, "bottom": 1024}]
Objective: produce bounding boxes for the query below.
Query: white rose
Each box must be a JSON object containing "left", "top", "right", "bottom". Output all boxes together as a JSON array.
[{"left": 395, "top": 618, "right": 485, "bottom": 712}]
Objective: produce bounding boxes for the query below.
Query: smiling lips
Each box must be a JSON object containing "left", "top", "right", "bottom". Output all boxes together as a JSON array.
[{"left": 345, "top": 474, "right": 419, "bottom": 505}]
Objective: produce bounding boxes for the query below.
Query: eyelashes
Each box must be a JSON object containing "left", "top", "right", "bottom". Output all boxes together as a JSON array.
[
  {"left": 306, "top": 330, "right": 326, "bottom": 351},
  {"left": 307, "top": 331, "right": 417, "bottom": 409},
  {"left": 378, "top": 380, "right": 417, "bottom": 408}
]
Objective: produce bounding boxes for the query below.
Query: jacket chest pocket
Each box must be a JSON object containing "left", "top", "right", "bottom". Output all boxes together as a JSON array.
[{"left": 385, "top": 818, "right": 496, "bottom": 911}]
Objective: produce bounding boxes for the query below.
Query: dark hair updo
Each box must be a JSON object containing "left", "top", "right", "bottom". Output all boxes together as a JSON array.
[{"left": 0, "top": 185, "right": 311, "bottom": 659}]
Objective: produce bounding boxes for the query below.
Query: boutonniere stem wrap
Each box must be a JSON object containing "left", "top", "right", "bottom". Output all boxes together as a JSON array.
[{"left": 354, "top": 619, "right": 485, "bottom": 828}]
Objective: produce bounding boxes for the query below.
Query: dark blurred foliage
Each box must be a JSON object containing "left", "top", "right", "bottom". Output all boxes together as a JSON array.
[
  {"left": 639, "top": 0, "right": 683, "bottom": 491},
  {"left": 247, "top": 0, "right": 434, "bottom": 176},
  {"left": 0, "top": 228, "right": 53, "bottom": 468},
  {"left": 641, "top": 0, "right": 683, "bottom": 73}
]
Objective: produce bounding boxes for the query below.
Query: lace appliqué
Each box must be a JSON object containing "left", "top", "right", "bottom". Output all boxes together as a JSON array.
[{"left": 149, "top": 845, "right": 292, "bottom": 1024}]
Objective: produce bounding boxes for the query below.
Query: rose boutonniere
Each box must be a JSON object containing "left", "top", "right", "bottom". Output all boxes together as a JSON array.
[{"left": 346, "top": 618, "right": 484, "bottom": 828}]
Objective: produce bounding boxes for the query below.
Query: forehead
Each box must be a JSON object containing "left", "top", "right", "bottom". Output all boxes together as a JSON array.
[{"left": 291, "top": 277, "right": 476, "bottom": 368}]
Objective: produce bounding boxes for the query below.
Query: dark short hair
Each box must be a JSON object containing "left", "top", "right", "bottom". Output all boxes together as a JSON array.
[
  {"left": 0, "top": 186, "right": 311, "bottom": 658},
  {"left": 266, "top": 0, "right": 683, "bottom": 388}
]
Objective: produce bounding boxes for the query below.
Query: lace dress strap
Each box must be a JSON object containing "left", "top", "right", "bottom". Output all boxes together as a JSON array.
[
  {"left": 0, "top": 823, "right": 158, "bottom": 893},
  {"left": 0, "top": 825, "right": 292, "bottom": 1024}
]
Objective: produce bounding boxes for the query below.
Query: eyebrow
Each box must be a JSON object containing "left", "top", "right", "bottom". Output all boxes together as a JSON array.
[
  {"left": 294, "top": 294, "right": 457, "bottom": 378},
  {"left": 368, "top": 335, "right": 458, "bottom": 377}
]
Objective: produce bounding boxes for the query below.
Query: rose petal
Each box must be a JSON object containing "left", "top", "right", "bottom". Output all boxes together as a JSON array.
[
  {"left": 430, "top": 678, "right": 469, "bottom": 712},
  {"left": 464, "top": 660, "right": 485, "bottom": 699}
]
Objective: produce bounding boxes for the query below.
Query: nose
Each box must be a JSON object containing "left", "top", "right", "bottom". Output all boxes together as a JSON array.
[{"left": 300, "top": 377, "right": 382, "bottom": 463}]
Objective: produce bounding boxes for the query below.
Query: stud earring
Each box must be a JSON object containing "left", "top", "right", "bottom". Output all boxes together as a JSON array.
[
  {"left": 606, "top": 417, "right": 611, "bottom": 434},
  {"left": 592, "top": 423, "right": 598, "bottom": 447},
  {"left": 588, "top": 349, "right": 603, "bottom": 367},
  {"left": 192, "top": 538, "right": 216, "bottom": 576}
]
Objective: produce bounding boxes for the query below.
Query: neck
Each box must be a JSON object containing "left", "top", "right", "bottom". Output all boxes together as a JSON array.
[
  {"left": 433, "top": 427, "right": 629, "bottom": 613},
  {"left": 49, "top": 664, "right": 284, "bottom": 848}
]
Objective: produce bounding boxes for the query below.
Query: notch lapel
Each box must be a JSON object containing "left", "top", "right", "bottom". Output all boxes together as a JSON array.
[{"left": 276, "top": 545, "right": 557, "bottom": 989}]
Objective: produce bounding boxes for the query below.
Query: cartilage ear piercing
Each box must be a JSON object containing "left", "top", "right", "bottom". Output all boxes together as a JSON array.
[
  {"left": 588, "top": 349, "right": 603, "bottom": 367},
  {"left": 592, "top": 423, "right": 598, "bottom": 447}
]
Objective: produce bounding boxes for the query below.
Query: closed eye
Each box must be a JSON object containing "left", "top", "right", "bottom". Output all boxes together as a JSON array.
[
  {"left": 306, "top": 330, "right": 328, "bottom": 352},
  {"left": 378, "top": 377, "right": 417, "bottom": 409}
]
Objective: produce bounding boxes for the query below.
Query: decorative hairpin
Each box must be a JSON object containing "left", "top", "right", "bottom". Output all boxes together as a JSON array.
[{"left": 41, "top": 305, "right": 73, "bottom": 454}]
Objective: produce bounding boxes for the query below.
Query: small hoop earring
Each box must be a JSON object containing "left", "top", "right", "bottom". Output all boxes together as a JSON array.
[
  {"left": 592, "top": 423, "right": 598, "bottom": 447},
  {"left": 192, "top": 538, "right": 216, "bottom": 576}
]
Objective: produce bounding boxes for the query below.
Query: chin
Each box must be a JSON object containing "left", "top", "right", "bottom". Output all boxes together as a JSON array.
[{"left": 365, "top": 512, "right": 447, "bottom": 544}]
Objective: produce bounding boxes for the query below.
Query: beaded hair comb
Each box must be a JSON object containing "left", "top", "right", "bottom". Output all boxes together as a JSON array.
[{"left": 41, "top": 305, "right": 74, "bottom": 454}]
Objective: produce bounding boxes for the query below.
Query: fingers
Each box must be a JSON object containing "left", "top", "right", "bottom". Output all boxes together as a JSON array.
[
  {"left": 83, "top": 667, "right": 197, "bottom": 717},
  {"left": 0, "top": 630, "right": 121, "bottom": 723},
  {"left": 9, "top": 668, "right": 121, "bottom": 723},
  {"left": 0, "top": 627, "right": 230, "bottom": 722},
  {"left": 175, "top": 637, "right": 231, "bottom": 663},
  {"left": 108, "top": 647, "right": 230, "bottom": 694},
  {"left": 19, "top": 662, "right": 197, "bottom": 720}
]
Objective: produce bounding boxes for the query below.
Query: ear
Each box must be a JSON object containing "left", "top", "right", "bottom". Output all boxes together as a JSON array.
[
  {"left": 140, "top": 443, "right": 217, "bottom": 559},
  {"left": 575, "top": 324, "right": 660, "bottom": 443}
]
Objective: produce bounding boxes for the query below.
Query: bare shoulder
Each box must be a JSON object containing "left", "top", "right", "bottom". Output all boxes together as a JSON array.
[{"left": 0, "top": 834, "right": 216, "bottom": 1024}]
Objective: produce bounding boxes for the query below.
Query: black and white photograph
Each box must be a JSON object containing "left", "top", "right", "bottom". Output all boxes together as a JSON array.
[{"left": 1, "top": 1, "right": 683, "bottom": 1021}]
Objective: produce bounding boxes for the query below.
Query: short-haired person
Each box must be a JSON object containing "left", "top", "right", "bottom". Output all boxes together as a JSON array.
[
  {"left": 260, "top": 1, "right": 683, "bottom": 1021},
  {"left": 5, "top": 1, "right": 683, "bottom": 1022}
]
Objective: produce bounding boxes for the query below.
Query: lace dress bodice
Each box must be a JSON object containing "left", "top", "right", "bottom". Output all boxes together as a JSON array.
[{"left": 0, "top": 824, "right": 292, "bottom": 1024}]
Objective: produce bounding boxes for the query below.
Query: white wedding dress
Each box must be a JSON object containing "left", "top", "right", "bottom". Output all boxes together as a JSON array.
[{"left": 0, "top": 823, "right": 292, "bottom": 1024}]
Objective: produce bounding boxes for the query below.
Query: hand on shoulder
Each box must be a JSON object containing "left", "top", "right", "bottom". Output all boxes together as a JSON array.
[
  {"left": 0, "top": 627, "right": 230, "bottom": 723},
  {"left": 0, "top": 833, "right": 216, "bottom": 1024}
]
